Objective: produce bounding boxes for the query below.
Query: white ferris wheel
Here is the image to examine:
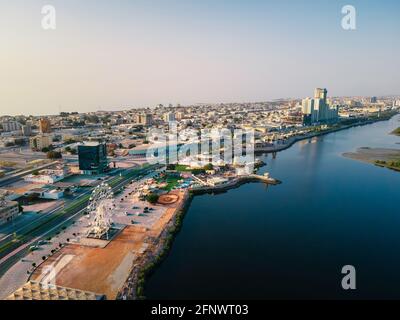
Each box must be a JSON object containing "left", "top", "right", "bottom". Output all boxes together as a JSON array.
[{"left": 86, "top": 182, "right": 115, "bottom": 239}]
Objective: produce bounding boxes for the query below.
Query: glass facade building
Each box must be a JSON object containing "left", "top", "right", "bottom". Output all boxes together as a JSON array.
[{"left": 78, "top": 142, "right": 108, "bottom": 175}]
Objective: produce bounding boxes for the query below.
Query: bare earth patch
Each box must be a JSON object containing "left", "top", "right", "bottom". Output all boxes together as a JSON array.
[
  {"left": 30, "top": 190, "right": 186, "bottom": 299},
  {"left": 157, "top": 193, "right": 179, "bottom": 205},
  {"left": 343, "top": 147, "right": 400, "bottom": 163}
]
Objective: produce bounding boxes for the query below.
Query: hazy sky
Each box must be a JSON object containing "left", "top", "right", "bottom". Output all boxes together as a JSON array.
[{"left": 1, "top": 0, "right": 399, "bottom": 116}]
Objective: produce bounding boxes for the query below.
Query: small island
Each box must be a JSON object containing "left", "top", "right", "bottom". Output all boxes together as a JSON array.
[
  {"left": 391, "top": 127, "right": 400, "bottom": 136},
  {"left": 343, "top": 147, "right": 400, "bottom": 172}
]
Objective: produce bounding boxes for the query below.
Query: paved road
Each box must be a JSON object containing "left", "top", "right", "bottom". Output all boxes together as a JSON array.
[
  {"left": 0, "top": 166, "right": 163, "bottom": 298},
  {"left": 0, "top": 164, "right": 160, "bottom": 276},
  {"left": 0, "top": 161, "right": 60, "bottom": 187},
  {"left": 0, "top": 188, "right": 92, "bottom": 242}
]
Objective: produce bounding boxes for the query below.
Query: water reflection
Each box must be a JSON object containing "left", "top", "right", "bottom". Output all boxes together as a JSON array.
[{"left": 146, "top": 115, "right": 400, "bottom": 300}]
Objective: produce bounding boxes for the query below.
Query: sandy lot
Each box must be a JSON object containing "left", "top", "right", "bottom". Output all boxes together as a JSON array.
[
  {"left": 31, "top": 226, "right": 147, "bottom": 299},
  {"left": 30, "top": 190, "right": 186, "bottom": 299},
  {"left": 7, "top": 180, "right": 45, "bottom": 194}
]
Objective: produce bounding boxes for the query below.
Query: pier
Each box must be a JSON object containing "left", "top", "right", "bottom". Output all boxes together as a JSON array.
[
  {"left": 247, "top": 174, "right": 281, "bottom": 185},
  {"left": 190, "top": 173, "right": 281, "bottom": 194}
]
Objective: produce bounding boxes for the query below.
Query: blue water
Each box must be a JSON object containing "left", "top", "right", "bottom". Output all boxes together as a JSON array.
[{"left": 145, "top": 115, "right": 400, "bottom": 299}]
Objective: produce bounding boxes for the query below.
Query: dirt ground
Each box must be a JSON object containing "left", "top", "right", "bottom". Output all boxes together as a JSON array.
[
  {"left": 7, "top": 181, "right": 44, "bottom": 194},
  {"left": 31, "top": 190, "right": 186, "bottom": 299},
  {"left": 157, "top": 194, "right": 179, "bottom": 205}
]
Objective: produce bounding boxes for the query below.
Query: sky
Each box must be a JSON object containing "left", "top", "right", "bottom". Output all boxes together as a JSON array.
[{"left": 0, "top": 0, "right": 399, "bottom": 116}]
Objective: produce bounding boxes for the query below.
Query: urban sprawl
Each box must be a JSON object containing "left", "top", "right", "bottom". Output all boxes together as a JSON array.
[{"left": 0, "top": 89, "right": 399, "bottom": 300}]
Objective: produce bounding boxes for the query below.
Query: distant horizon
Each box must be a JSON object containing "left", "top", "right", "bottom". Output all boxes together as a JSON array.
[{"left": 1, "top": 92, "right": 399, "bottom": 118}]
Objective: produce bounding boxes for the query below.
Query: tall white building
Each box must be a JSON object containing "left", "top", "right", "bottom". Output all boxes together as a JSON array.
[
  {"left": 302, "top": 98, "right": 315, "bottom": 115},
  {"left": 302, "top": 88, "right": 339, "bottom": 124},
  {"left": 314, "top": 88, "right": 327, "bottom": 100},
  {"left": 22, "top": 123, "right": 32, "bottom": 136}
]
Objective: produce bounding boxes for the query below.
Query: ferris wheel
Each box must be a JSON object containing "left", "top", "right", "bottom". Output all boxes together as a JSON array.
[{"left": 86, "top": 182, "right": 115, "bottom": 239}]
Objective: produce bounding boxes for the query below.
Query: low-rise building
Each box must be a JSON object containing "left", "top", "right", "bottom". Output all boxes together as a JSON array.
[
  {"left": 39, "top": 118, "right": 52, "bottom": 133},
  {"left": 207, "top": 176, "right": 228, "bottom": 186},
  {"left": 30, "top": 135, "right": 52, "bottom": 151},
  {"left": 24, "top": 186, "right": 64, "bottom": 200},
  {"left": 0, "top": 199, "right": 20, "bottom": 225},
  {"left": 0, "top": 189, "right": 20, "bottom": 201},
  {"left": 137, "top": 113, "right": 153, "bottom": 126},
  {"left": 164, "top": 112, "right": 176, "bottom": 122},
  {"left": 2, "top": 121, "right": 22, "bottom": 132},
  {"left": 24, "top": 168, "right": 68, "bottom": 184}
]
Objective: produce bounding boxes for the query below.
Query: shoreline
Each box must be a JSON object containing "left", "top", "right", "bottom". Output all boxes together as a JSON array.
[
  {"left": 117, "top": 113, "right": 398, "bottom": 300},
  {"left": 343, "top": 147, "right": 400, "bottom": 173},
  {"left": 254, "top": 114, "right": 398, "bottom": 154},
  {"left": 117, "top": 175, "right": 281, "bottom": 300},
  {"left": 190, "top": 174, "right": 281, "bottom": 195},
  {"left": 117, "top": 191, "right": 192, "bottom": 300}
]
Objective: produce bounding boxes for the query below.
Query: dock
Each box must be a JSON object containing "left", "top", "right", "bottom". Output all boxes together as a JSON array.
[
  {"left": 190, "top": 172, "right": 281, "bottom": 194},
  {"left": 247, "top": 174, "right": 281, "bottom": 185}
]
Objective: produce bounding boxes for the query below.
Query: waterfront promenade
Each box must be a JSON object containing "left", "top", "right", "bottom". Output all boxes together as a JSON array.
[
  {"left": 144, "top": 114, "right": 400, "bottom": 299},
  {"left": 254, "top": 116, "right": 398, "bottom": 154},
  {"left": 190, "top": 174, "right": 280, "bottom": 194}
]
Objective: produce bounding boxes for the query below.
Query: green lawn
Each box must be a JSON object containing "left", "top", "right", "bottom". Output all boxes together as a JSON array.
[
  {"left": 173, "top": 164, "right": 191, "bottom": 172},
  {"left": 156, "top": 176, "right": 180, "bottom": 191},
  {"left": 165, "top": 177, "right": 180, "bottom": 191}
]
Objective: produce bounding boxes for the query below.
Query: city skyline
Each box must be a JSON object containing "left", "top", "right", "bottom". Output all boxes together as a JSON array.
[
  {"left": 1, "top": 92, "right": 398, "bottom": 118},
  {"left": 1, "top": 0, "right": 400, "bottom": 306},
  {"left": 1, "top": 0, "right": 400, "bottom": 116},
  {"left": 0, "top": 87, "right": 399, "bottom": 301}
]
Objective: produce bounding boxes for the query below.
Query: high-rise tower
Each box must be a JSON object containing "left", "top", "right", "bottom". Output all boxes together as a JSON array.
[{"left": 314, "top": 88, "right": 327, "bottom": 102}]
